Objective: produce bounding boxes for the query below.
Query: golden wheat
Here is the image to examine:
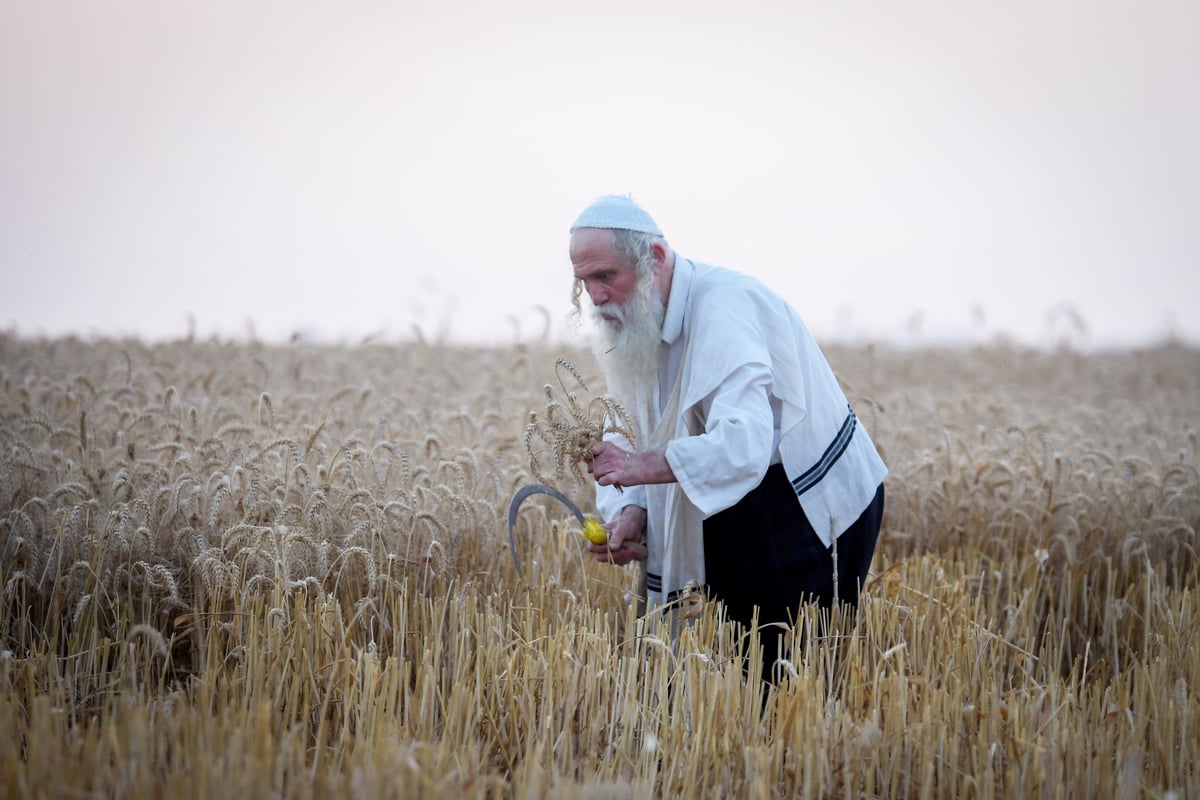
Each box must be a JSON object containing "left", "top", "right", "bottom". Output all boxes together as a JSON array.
[
  {"left": 523, "top": 358, "right": 637, "bottom": 490},
  {"left": 0, "top": 333, "right": 1197, "bottom": 797}
]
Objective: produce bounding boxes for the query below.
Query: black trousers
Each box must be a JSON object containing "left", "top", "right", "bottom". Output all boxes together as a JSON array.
[{"left": 703, "top": 464, "right": 885, "bottom": 678}]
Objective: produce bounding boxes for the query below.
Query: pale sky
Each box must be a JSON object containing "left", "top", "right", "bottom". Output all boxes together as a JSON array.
[{"left": 3, "top": 1, "right": 1197, "bottom": 350}]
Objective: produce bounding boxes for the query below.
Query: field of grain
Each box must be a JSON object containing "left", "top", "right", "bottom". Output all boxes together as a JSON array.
[{"left": 1, "top": 332, "right": 1198, "bottom": 798}]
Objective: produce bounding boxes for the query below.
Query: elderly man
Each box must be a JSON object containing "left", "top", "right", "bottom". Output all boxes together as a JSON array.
[{"left": 572, "top": 195, "right": 887, "bottom": 680}]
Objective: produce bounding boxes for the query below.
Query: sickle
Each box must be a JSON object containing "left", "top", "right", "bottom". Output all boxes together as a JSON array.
[{"left": 507, "top": 483, "right": 587, "bottom": 579}]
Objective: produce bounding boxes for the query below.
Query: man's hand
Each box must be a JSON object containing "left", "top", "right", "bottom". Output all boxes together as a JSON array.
[
  {"left": 588, "top": 505, "right": 648, "bottom": 565},
  {"left": 586, "top": 442, "right": 676, "bottom": 488}
]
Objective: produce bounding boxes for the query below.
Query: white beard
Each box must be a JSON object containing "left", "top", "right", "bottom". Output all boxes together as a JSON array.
[{"left": 590, "top": 281, "right": 666, "bottom": 443}]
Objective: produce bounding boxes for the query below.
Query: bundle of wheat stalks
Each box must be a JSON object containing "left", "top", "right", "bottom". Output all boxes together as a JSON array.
[{"left": 1, "top": 332, "right": 1197, "bottom": 798}]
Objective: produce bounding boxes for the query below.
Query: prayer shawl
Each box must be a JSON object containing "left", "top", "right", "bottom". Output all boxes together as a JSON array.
[{"left": 608, "top": 260, "right": 888, "bottom": 610}]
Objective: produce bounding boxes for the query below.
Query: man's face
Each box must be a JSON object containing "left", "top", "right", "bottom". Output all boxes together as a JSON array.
[
  {"left": 570, "top": 228, "right": 643, "bottom": 328},
  {"left": 570, "top": 228, "right": 665, "bottom": 397}
]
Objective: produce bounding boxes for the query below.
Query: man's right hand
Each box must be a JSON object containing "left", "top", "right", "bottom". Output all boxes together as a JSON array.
[{"left": 587, "top": 505, "right": 648, "bottom": 565}]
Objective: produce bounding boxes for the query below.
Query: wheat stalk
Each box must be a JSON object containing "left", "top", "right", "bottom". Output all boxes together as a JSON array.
[{"left": 523, "top": 359, "right": 637, "bottom": 488}]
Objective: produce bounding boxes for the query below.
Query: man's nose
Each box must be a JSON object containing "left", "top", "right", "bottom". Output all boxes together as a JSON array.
[{"left": 588, "top": 284, "right": 608, "bottom": 305}]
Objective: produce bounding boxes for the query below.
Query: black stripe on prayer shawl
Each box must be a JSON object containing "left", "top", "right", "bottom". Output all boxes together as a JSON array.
[
  {"left": 647, "top": 572, "right": 689, "bottom": 602},
  {"left": 791, "top": 404, "right": 856, "bottom": 497}
]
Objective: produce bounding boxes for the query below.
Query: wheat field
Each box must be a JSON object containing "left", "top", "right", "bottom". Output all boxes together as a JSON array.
[{"left": 1, "top": 332, "right": 1197, "bottom": 798}]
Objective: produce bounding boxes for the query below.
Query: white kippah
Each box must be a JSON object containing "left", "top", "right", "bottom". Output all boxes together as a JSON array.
[{"left": 570, "top": 194, "right": 663, "bottom": 236}]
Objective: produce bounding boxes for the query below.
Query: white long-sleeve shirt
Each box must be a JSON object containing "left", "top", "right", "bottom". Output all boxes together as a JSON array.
[{"left": 597, "top": 257, "right": 888, "bottom": 606}]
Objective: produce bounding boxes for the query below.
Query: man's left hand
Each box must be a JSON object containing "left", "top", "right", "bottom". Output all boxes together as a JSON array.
[
  {"left": 586, "top": 441, "right": 636, "bottom": 487},
  {"left": 587, "top": 442, "right": 677, "bottom": 487}
]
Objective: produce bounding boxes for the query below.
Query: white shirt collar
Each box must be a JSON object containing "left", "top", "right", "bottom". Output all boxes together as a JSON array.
[{"left": 661, "top": 256, "right": 694, "bottom": 346}]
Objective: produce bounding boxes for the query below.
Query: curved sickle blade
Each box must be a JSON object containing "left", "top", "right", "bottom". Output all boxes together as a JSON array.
[{"left": 507, "top": 483, "right": 586, "bottom": 579}]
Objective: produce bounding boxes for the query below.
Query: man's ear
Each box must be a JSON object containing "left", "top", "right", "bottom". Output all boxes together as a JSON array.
[{"left": 649, "top": 241, "right": 670, "bottom": 274}]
